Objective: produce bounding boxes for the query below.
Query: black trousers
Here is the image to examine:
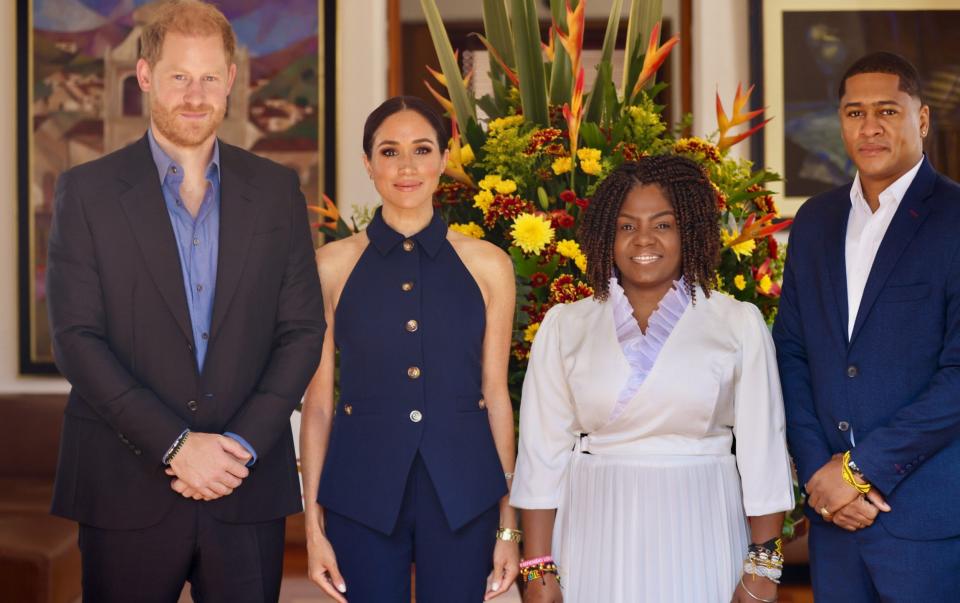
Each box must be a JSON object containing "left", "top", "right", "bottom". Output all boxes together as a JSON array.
[{"left": 78, "top": 498, "right": 285, "bottom": 603}]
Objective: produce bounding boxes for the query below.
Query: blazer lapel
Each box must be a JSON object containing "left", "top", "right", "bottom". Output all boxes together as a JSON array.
[
  {"left": 210, "top": 142, "right": 261, "bottom": 339},
  {"left": 849, "top": 159, "right": 936, "bottom": 345},
  {"left": 118, "top": 136, "right": 195, "bottom": 344},
  {"left": 823, "top": 191, "right": 852, "bottom": 349}
]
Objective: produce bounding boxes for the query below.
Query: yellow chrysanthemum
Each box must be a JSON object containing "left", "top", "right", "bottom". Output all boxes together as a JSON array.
[
  {"left": 524, "top": 322, "right": 540, "bottom": 343},
  {"left": 459, "top": 144, "right": 474, "bottom": 166},
  {"left": 574, "top": 253, "right": 587, "bottom": 273},
  {"left": 479, "top": 174, "right": 503, "bottom": 190},
  {"left": 489, "top": 115, "right": 525, "bottom": 131},
  {"left": 494, "top": 179, "right": 517, "bottom": 195},
  {"left": 580, "top": 159, "right": 603, "bottom": 176},
  {"left": 556, "top": 239, "right": 582, "bottom": 259},
  {"left": 758, "top": 275, "right": 773, "bottom": 295},
  {"left": 449, "top": 222, "right": 485, "bottom": 239},
  {"left": 734, "top": 274, "right": 747, "bottom": 291},
  {"left": 473, "top": 189, "right": 494, "bottom": 213},
  {"left": 511, "top": 213, "right": 555, "bottom": 255},
  {"left": 552, "top": 156, "right": 572, "bottom": 175},
  {"left": 721, "top": 228, "right": 757, "bottom": 259},
  {"left": 577, "top": 147, "right": 602, "bottom": 163}
]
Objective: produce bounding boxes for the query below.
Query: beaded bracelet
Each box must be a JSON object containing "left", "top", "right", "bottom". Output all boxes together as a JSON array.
[
  {"left": 520, "top": 555, "right": 553, "bottom": 569},
  {"left": 520, "top": 561, "right": 559, "bottom": 584},
  {"left": 744, "top": 537, "right": 783, "bottom": 584}
]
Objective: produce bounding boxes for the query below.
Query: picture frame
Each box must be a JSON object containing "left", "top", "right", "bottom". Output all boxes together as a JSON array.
[
  {"left": 17, "top": 0, "right": 335, "bottom": 374},
  {"left": 754, "top": 0, "right": 960, "bottom": 216}
]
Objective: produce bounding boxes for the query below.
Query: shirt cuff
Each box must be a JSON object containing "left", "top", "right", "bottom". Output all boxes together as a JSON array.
[{"left": 224, "top": 432, "right": 258, "bottom": 466}]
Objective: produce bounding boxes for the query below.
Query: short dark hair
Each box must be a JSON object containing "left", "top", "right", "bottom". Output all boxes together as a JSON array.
[
  {"left": 578, "top": 155, "right": 720, "bottom": 303},
  {"left": 838, "top": 51, "right": 923, "bottom": 102},
  {"left": 362, "top": 96, "right": 449, "bottom": 157}
]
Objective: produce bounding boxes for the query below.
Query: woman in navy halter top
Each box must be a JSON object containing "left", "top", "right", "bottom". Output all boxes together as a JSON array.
[{"left": 300, "top": 97, "right": 520, "bottom": 602}]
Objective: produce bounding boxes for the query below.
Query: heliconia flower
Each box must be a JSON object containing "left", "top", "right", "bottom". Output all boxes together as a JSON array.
[
  {"left": 717, "top": 83, "right": 772, "bottom": 151},
  {"left": 307, "top": 194, "right": 340, "bottom": 230},
  {"left": 423, "top": 79, "right": 455, "bottom": 115},
  {"left": 443, "top": 118, "right": 476, "bottom": 187},
  {"left": 470, "top": 33, "right": 520, "bottom": 87},
  {"left": 562, "top": 67, "right": 586, "bottom": 161},
  {"left": 426, "top": 55, "right": 473, "bottom": 89},
  {"left": 753, "top": 258, "right": 782, "bottom": 297},
  {"left": 554, "top": 0, "right": 585, "bottom": 77},
  {"left": 631, "top": 21, "right": 680, "bottom": 98},
  {"left": 542, "top": 32, "right": 556, "bottom": 63}
]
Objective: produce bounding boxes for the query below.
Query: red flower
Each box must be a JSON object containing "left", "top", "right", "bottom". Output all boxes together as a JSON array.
[
  {"left": 559, "top": 190, "right": 577, "bottom": 204},
  {"left": 530, "top": 272, "right": 549, "bottom": 288},
  {"left": 766, "top": 235, "right": 778, "bottom": 258},
  {"left": 549, "top": 209, "right": 576, "bottom": 229},
  {"left": 575, "top": 196, "right": 590, "bottom": 209}
]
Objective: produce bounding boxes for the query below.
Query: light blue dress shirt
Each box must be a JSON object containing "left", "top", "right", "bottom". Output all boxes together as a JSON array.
[{"left": 148, "top": 130, "right": 256, "bottom": 464}]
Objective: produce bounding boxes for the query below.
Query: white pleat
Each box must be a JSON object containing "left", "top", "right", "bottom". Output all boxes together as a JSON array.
[{"left": 553, "top": 453, "right": 749, "bottom": 603}]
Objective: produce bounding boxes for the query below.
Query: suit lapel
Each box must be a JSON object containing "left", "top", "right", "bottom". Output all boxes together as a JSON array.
[
  {"left": 823, "top": 191, "right": 851, "bottom": 349},
  {"left": 210, "top": 142, "right": 261, "bottom": 339},
  {"left": 849, "top": 159, "right": 936, "bottom": 345},
  {"left": 118, "top": 136, "right": 195, "bottom": 344}
]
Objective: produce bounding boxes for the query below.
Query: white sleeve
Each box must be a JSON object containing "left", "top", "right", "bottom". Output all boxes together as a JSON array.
[
  {"left": 733, "top": 302, "right": 796, "bottom": 516},
  {"left": 510, "top": 304, "right": 579, "bottom": 509}
]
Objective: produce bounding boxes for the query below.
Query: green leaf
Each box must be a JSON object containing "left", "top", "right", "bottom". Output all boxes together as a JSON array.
[
  {"left": 580, "top": 122, "right": 606, "bottom": 150},
  {"left": 585, "top": 0, "right": 623, "bottom": 119},
  {"left": 510, "top": 0, "right": 549, "bottom": 125},
  {"left": 464, "top": 117, "right": 486, "bottom": 154},
  {"left": 482, "top": 0, "right": 515, "bottom": 81},
  {"left": 509, "top": 247, "right": 544, "bottom": 278},
  {"left": 476, "top": 95, "right": 502, "bottom": 121},
  {"left": 420, "top": 0, "right": 476, "bottom": 136},
  {"left": 548, "top": 34, "right": 572, "bottom": 106},
  {"left": 585, "top": 61, "right": 613, "bottom": 123}
]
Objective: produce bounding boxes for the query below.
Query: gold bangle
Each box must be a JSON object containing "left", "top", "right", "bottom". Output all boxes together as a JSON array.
[
  {"left": 841, "top": 450, "right": 872, "bottom": 494},
  {"left": 496, "top": 527, "right": 523, "bottom": 543}
]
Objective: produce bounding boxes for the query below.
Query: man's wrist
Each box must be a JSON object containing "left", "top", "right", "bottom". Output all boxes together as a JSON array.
[{"left": 162, "top": 429, "right": 190, "bottom": 465}]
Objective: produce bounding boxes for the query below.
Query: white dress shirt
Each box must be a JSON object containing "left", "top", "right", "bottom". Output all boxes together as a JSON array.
[{"left": 845, "top": 157, "right": 924, "bottom": 338}]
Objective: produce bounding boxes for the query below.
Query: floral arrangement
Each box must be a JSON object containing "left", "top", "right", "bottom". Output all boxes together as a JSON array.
[{"left": 315, "top": 0, "right": 790, "bottom": 404}]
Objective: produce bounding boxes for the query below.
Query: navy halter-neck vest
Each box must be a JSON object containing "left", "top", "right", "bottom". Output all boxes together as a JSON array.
[{"left": 317, "top": 208, "right": 507, "bottom": 534}]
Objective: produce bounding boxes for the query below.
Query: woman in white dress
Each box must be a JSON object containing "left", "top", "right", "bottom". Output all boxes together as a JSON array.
[{"left": 512, "top": 156, "right": 795, "bottom": 603}]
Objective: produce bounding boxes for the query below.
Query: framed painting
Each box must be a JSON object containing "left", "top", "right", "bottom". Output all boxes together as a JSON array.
[
  {"left": 17, "top": 0, "right": 335, "bottom": 374},
  {"left": 755, "top": 0, "right": 960, "bottom": 216}
]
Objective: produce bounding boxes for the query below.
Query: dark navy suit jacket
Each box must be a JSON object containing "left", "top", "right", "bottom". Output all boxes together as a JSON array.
[{"left": 773, "top": 157, "right": 960, "bottom": 540}]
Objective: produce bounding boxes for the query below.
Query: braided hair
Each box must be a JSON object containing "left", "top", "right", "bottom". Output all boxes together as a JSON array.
[{"left": 578, "top": 155, "right": 720, "bottom": 302}]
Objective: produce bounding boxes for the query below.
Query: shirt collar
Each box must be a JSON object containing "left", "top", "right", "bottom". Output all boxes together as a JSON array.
[
  {"left": 147, "top": 128, "right": 221, "bottom": 184},
  {"left": 849, "top": 155, "right": 924, "bottom": 215},
  {"left": 365, "top": 206, "right": 448, "bottom": 258}
]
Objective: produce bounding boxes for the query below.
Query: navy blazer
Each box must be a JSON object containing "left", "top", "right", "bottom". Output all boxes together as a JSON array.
[
  {"left": 47, "top": 135, "right": 325, "bottom": 529},
  {"left": 773, "top": 158, "right": 960, "bottom": 540}
]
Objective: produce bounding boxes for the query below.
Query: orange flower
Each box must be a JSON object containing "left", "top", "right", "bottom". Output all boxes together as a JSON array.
[
  {"left": 554, "top": 0, "right": 585, "bottom": 77},
  {"left": 562, "top": 67, "right": 585, "bottom": 162},
  {"left": 631, "top": 21, "right": 680, "bottom": 98},
  {"left": 444, "top": 118, "right": 476, "bottom": 188},
  {"left": 307, "top": 194, "right": 340, "bottom": 231},
  {"left": 752, "top": 258, "right": 782, "bottom": 298},
  {"left": 724, "top": 213, "right": 792, "bottom": 250},
  {"left": 717, "top": 83, "right": 772, "bottom": 151}
]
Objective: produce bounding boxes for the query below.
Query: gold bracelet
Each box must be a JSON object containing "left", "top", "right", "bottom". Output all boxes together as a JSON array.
[
  {"left": 841, "top": 450, "right": 872, "bottom": 494},
  {"left": 496, "top": 527, "right": 522, "bottom": 543}
]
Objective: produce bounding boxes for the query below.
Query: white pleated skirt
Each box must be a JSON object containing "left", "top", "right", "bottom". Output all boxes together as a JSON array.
[{"left": 552, "top": 452, "right": 749, "bottom": 603}]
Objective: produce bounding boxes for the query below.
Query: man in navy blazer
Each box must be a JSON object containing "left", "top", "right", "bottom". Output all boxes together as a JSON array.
[
  {"left": 774, "top": 51, "right": 960, "bottom": 601},
  {"left": 46, "top": 1, "right": 324, "bottom": 600}
]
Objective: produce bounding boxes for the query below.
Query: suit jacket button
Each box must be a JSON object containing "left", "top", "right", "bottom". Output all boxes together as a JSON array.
[
  {"left": 478, "top": 398, "right": 486, "bottom": 409},
  {"left": 343, "top": 403, "right": 353, "bottom": 416},
  {"left": 405, "top": 319, "right": 419, "bottom": 333},
  {"left": 401, "top": 281, "right": 414, "bottom": 292},
  {"left": 134, "top": 448, "right": 142, "bottom": 456},
  {"left": 409, "top": 410, "right": 423, "bottom": 423},
  {"left": 187, "top": 400, "right": 199, "bottom": 412},
  {"left": 846, "top": 365, "right": 859, "bottom": 378},
  {"left": 407, "top": 366, "right": 421, "bottom": 379},
  {"left": 838, "top": 421, "right": 849, "bottom": 432}
]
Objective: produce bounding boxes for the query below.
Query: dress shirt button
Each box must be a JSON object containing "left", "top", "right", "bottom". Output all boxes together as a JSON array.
[
  {"left": 409, "top": 410, "right": 423, "bottom": 423},
  {"left": 196, "top": 284, "right": 203, "bottom": 292},
  {"left": 201, "top": 332, "right": 209, "bottom": 340},
  {"left": 193, "top": 238, "right": 200, "bottom": 246},
  {"left": 407, "top": 366, "right": 421, "bottom": 379},
  {"left": 401, "top": 281, "right": 414, "bottom": 292},
  {"left": 478, "top": 398, "right": 486, "bottom": 409},
  {"left": 343, "top": 403, "right": 353, "bottom": 416},
  {"left": 187, "top": 400, "right": 199, "bottom": 412},
  {"left": 402, "top": 239, "right": 415, "bottom": 252},
  {"left": 846, "top": 365, "right": 859, "bottom": 378},
  {"left": 838, "top": 421, "right": 849, "bottom": 432},
  {"left": 171, "top": 166, "right": 178, "bottom": 174},
  {"left": 405, "top": 319, "right": 419, "bottom": 333}
]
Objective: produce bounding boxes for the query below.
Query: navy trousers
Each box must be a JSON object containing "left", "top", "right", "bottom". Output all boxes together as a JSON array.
[
  {"left": 78, "top": 497, "right": 285, "bottom": 603},
  {"left": 325, "top": 454, "right": 499, "bottom": 603},
  {"left": 809, "top": 520, "right": 960, "bottom": 602}
]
